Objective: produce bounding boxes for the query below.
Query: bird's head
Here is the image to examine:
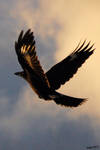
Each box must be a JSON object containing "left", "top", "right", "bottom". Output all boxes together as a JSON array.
[{"left": 14, "top": 71, "right": 26, "bottom": 79}]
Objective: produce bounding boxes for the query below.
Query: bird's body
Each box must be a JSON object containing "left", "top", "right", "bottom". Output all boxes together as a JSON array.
[{"left": 15, "top": 29, "right": 94, "bottom": 107}]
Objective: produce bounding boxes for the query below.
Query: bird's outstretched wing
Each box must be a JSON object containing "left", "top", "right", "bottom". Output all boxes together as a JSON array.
[
  {"left": 15, "top": 29, "right": 50, "bottom": 87},
  {"left": 46, "top": 41, "right": 95, "bottom": 90}
]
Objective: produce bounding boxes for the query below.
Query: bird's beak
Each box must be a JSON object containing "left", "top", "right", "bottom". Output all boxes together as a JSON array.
[
  {"left": 14, "top": 72, "right": 21, "bottom": 76},
  {"left": 14, "top": 71, "right": 25, "bottom": 79}
]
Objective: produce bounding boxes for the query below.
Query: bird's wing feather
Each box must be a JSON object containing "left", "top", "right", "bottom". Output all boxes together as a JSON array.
[
  {"left": 15, "top": 29, "right": 50, "bottom": 87},
  {"left": 46, "top": 41, "right": 95, "bottom": 90}
]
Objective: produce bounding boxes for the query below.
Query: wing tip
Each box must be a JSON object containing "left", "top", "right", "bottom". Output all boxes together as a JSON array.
[
  {"left": 75, "top": 40, "right": 95, "bottom": 53},
  {"left": 18, "top": 30, "right": 24, "bottom": 42},
  {"left": 15, "top": 29, "right": 35, "bottom": 50}
]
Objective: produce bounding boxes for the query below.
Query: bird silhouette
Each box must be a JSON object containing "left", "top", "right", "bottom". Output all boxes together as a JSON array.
[{"left": 15, "top": 29, "right": 94, "bottom": 107}]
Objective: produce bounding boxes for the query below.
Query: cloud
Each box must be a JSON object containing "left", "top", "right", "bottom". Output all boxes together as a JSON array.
[
  {"left": 12, "top": 0, "right": 100, "bottom": 142},
  {"left": 10, "top": 0, "right": 100, "bottom": 123},
  {"left": 0, "top": 0, "right": 100, "bottom": 149},
  {"left": 0, "top": 86, "right": 97, "bottom": 150}
]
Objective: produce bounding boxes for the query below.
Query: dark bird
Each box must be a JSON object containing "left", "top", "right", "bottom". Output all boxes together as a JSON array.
[{"left": 15, "top": 29, "right": 94, "bottom": 107}]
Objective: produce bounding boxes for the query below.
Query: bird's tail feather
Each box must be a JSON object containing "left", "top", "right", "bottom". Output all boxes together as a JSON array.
[{"left": 49, "top": 92, "right": 87, "bottom": 107}]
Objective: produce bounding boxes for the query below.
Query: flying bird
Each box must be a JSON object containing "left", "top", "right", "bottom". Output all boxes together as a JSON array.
[{"left": 15, "top": 29, "right": 94, "bottom": 107}]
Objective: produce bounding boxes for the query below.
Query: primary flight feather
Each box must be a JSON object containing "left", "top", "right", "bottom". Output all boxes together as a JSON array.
[{"left": 15, "top": 29, "right": 94, "bottom": 107}]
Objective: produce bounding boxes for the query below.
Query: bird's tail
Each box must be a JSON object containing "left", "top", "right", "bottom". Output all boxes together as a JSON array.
[{"left": 49, "top": 91, "right": 87, "bottom": 107}]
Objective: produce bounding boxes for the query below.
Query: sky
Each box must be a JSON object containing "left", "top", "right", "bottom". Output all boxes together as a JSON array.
[{"left": 0, "top": 0, "right": 100, "bottom": 150}]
